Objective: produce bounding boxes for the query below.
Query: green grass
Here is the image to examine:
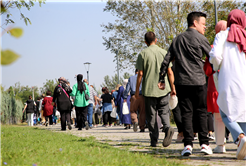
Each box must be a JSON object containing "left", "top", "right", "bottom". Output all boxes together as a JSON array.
[{"left": 1, "top": 125, "right": 183, "bottom": 166}]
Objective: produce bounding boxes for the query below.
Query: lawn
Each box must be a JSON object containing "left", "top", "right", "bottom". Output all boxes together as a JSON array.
[{"left": 1, "top": 125, "right": 182, "bottom": 166}]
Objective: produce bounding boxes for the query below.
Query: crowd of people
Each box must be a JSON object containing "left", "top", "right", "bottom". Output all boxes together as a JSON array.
[{"left": 22, "top": 9, "right": 246, "bottom": 160}]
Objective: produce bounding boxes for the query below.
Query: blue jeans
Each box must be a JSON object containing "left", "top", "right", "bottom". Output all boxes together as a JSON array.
[
  {"left": 220, "top": 109, "right": 246, "bottom": 143},
  {"left": 87, "top": 103, "right": 93, "bottom": 127}
]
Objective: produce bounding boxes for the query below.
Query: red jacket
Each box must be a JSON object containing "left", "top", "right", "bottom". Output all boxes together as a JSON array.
[{"left": 42, "top": 96, "right": 53, "bottom": 116}]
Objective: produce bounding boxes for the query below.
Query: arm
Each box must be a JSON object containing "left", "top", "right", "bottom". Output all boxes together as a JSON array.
[
  {"left": 167, "top": 67, "right": 176, "bottom": 96},
  {"left": 70, "top": 84, "right": 77, "bottom": 97},
  {"left": 159, "top": 44, "right": 175, "bottom": 83},
  {"left": 22, "top": 104, "right": 27, "bottom": 113},
  {"left": 135, "top": 70, "right": 143, "bottom": 99}
]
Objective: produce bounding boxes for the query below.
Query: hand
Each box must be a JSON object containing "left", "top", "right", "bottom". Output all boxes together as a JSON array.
[
  {"left": 52, "top": 102, "right": 54, "bottom": 106},
  {"left": 170, "top": 89, "right": 176, "bottom": 96},
  {"left": 123, "top": 99, "right": 127, "bottom": 102},
  {"left": 135, "top": 93, "right": 139, "bottom": 99},
  {"left": 158, "top": 82, "right": 165, "bottom": 90}
]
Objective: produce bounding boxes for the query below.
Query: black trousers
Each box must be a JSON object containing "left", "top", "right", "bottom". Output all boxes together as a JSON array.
[
  {"left": 103, "top": 111, "right": 112, "bottom": 125},
  {"left": 45, "top": 115, "right": 53, "bottom": 125},
  {"left": 172, "top": 103, "right": 183, "bottom": 133},
  {"left": 94, "top": 113, "right": 100, "bottom": 124},
  {"left": 75, "top": 106, "right": 88, "bottom": 129},
  {"left": 60, "top": 110, "right": 71, "bottom": 130},
  {"left": 176, "top": 84, "right": 209, "bottom": 147}
]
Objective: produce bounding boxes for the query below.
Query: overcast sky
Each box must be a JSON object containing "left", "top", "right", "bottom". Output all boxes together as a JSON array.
[{"left": 1, "top": 0, "right": 134, "bottom": 91}]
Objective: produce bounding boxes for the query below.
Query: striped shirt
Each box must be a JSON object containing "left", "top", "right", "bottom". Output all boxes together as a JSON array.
[{"left": 88, "top": 86, "right": 97, "bottom": 104}]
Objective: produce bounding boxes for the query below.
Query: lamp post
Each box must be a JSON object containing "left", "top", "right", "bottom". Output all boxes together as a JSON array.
[
  {"left": 116, "top": 50, "right": 119, "bottom": 84},
  {"left": 84, "top": 62, "right": 91, "bottom": 84},
  {"left": 214, "top": 0, "right": 218, "bottom": 25}
]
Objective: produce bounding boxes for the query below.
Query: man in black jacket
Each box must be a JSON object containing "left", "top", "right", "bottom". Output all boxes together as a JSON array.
[{"left": 159, "top": 11, "right": 212, "bottom": 156}]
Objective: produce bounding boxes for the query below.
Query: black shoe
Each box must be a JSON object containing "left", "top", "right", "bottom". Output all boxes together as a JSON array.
[
  {"left": 85, "top": 121, "right": 89, "bottom": 130},
  {"left": 68, "top": 123, "right": 72, "bottom": 130},
  {"left": 133, "top": 122, "right": 138, "bottom": 132},
  {"left": 163, "top": 127, "right": 174, "bottom": 147},
  {"left": 78, "top": 128, "right": 82, "bottom": 130},
  {"left": 124, "top": 126, "right": 129, "bottom": 130},
  {"left": 140, "top": 129, "right": 145, "bottom": 132},
  {"left": 45, "top": 122, "right": 48, "bottom": 127},
  {"left": 150, "top": 144, "right": 157, "bottom": 147}
]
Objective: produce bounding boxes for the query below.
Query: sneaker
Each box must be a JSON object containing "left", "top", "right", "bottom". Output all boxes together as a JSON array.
[
  {"left": 109, "top": 125, "right": 112, "bottom": 127},
  {"left": 181, "top": 145, "right": 192, "bottom": 156},
  {"left": 163, "top": 127, "right": 174, "bottom": 147},
  {"left": 208, "top": 133, "right": 215, "bottom": 141},
  {"left": 213, "top": 145, "right": 226, "bottom": 153},
  {"left": 67, "top": 123, "right": 72, "bottom": 130},
  {"left": 85, "top": 121, "right": 89, "bottom": 130},
  {"left": 140, "top": 129, "right": 145, "bottom": 132},
  {"left": 176, "top": 134, "right": 184, "bottom": 143},
  {"left": 133, "top": 122, "right": 138, "bottom": 132},
  {"left": 236, "top": 136, "right": 246, "bottom": 160},
  {"left": 201, "top": 144, "right": 213, "bottom": 155}
]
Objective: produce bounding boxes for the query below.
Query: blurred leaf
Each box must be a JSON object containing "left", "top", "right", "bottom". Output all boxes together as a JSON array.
[
  {"left": 9, "top": 28, "right": 23, "bottom": 38},
  {"left": 0, "top": 1, "right": 7, "bottom": 13},
  {"left": 1, "top": 49, "right": 20, "bottom": 65}
]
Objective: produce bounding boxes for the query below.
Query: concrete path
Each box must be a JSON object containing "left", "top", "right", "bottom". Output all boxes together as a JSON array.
[{"left": 41, "top": 124, "right": 246, "bottom": 166}]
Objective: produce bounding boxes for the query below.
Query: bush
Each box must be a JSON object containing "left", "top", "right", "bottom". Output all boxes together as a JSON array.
[{"left": 1, "top": 92, "right": 23, "bottom": 124}]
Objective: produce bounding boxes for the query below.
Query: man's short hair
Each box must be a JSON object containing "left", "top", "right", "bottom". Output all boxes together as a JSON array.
[
  {"left": 144, "top": 31, "right": 156, "bottom": 45},
  {"left": 135, "top": 69, "right": 138, "bottom": 73},
  {"left": 187, "top": 11, "right": 207, "bottom": 28},
  {"left": 46, "top": 90, "right": 52, "bottom": 96}
]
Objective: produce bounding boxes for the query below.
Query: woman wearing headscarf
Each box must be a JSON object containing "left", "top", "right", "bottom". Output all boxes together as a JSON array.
[
  {"left": 70, "top": 74, "right": 90, "bottom": 130},
  {"left": 116, "top": 79, "right": 132, "bottom": 129},
  {"left": 204, "top": 20, "right": 227, "bottom": 153},
  {"left": 53, "top": 77, "right": 73, "bottom": 131},
  {"left": 209, "top": 9, "right": 246, "bottom": 160}
]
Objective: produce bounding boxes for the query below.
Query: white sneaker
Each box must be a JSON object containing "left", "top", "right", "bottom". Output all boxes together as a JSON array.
[
  {"left": 201, "top": 144, "right": 213, "bottom": 155},
  {"left": 208, "top": 133, "right": 215, "bottom": 141},
  {"left": 236, "top": 136, "right": 246, "bottom": 160},
  {"left": 213, "top": 145, "right": 226, "bottom": 153},
  {"left": 181, "top": 145, "right": 192, "bottom": 156}
]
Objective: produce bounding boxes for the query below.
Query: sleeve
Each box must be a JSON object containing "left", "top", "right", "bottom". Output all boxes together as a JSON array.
[
  {"left": 201, "top": 36, "right": 212, "bottom": 58},
  {"left": 70, "top": 84, "right": 77, "bottom": 97},
  {"left": 159, "top": 42, "right": 175, "bottom": 82},
  {"left": 209, "top": 31, "right": 227, "bottom": 71},
  {"left": 135, "top": 53, "right": 144, "bottom": 71},
  {"left": 53, "top": 86, "right": 58, "bottom": 102},
  {"left": 123, "top": 78, "right": 130, "bottom": 99}
]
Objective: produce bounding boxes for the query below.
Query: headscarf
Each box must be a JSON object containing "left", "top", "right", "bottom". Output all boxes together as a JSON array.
[
  {"left": 77, "top": 74, "right": 84, "bottom": 94},
  {"left": 227, "top": 9, "right": 246, "bottom": 53},
  {"left": 123, "top": 79, "right": 128, "bottom": 89},
  {"left": 215, "top": 20, "right": 227, "bottom": 34}
]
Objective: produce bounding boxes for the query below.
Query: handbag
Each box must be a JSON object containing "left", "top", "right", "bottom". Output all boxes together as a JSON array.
[
  {"left": 110, "top": 107, "right": 117, "bottom": 118},
  {"left": 82, "top": 83, "right": 89, "bottom": 101},
  {"left": 122, "top": 102, "right": 129, "bottom": 115},
  {"left": 168, "top": 94, "right": 178, "bottom": 110}
]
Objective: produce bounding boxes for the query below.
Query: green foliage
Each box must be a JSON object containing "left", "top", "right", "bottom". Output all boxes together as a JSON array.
[
  {"left": 1, "top": 49, "right": 20, "bottom": 65},
  {"left": 1, "top": 92, "right": 23, "bottom": 124},
  {"left": 1, "top": 126, "right": 181, "bottom": 166},
  {"left": 40, "top": 79, "right": 59, "bottom": 96},
  {"left": 102, "top": 0, "right": 244, "bottom": 70},
  {"left": 100, "top": 72, "right": 132, "bottom": 92}
]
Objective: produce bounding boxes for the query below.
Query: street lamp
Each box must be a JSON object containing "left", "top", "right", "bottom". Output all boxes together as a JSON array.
[
  {"left": 214, "top": 0, "right": 218, "bottom": 25},
  {"left": 84, "top": 62, "right": 91, "bottom": 84},
  {"left": 116, "top": 50, "right": 119, "bottom": 84}
]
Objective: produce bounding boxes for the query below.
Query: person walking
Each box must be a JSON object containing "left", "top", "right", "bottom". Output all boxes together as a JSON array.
[
  {"left": 135, "top": 31, "right": 175, "bottom": 147},
  {"left": 159, "top": 11, "right": 212, "bottom": 156},
  {"left": 116, "top": 80, "right": 132, "bottom": 129},
  {"left": 123, "top": 69, "right": 145, "bottom": 132},
  {"left": 99, "top": 87, "right": 114, "bottom": 127},
  {"left": 209, "top": 9, "right": 246, "bottom": 160},
  {"left": 42, "top": 90, "right": 53, "bottom": 126},
  {"left": 22, "top": 95, "right": 36, "bottom": 126},
  {"left": 70, "top": 74, "right": 90, "bottom": 130},
  {"left": 53, "top": 77, "right": 73, "bottom": 131}
]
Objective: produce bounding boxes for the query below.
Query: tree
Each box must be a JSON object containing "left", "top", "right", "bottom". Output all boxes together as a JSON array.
[
  {"left": 40, "top": 79, "right": 59, "bottom": 96},
  {"left": 100, "top": 72, "right": 132, "bottom": 91},
  {"left": 102, "top": 0, "right": 243, "bottom": 70},
  {"left": 1, "top": 0, "right": 45, "bottom": 65}
]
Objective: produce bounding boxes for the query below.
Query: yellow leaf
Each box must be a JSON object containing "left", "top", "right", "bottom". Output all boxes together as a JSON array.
[
  {"left": 1, "top": 49, "right": 20, "bottom": 65},
  {"left": 9, "top": 28, "right": 23, "bottom": 38}
]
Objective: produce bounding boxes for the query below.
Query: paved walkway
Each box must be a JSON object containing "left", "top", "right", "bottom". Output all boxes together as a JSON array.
[{"left": 42, "top": 124, "right": 246, "bottom": 166}]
